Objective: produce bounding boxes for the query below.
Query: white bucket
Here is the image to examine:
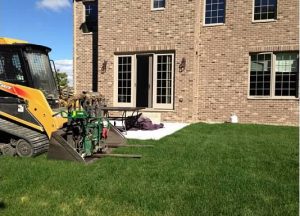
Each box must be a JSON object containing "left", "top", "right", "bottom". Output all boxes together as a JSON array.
[{"left": 230, "top": 114, "right": 239, "bottom": 123}]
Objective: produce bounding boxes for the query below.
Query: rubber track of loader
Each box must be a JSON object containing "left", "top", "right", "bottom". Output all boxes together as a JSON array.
[{"left": 0, "top": 116, "right": 49, "bottom": 156}]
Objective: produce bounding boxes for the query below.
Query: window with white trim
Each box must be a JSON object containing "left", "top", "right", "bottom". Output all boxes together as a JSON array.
[
  {"left": 275, "top": 53, "right": 298, "bottom": 97},
  {"left": 117, "top": 56, "right": 132, "bottom": 103},
  {"left": 205, "top": 0, "right": 225, "bottom": 25},
  {"left": 152, "top": 0, "right": 165, "bottom": 9},
  {"left": 250, "top": 53, "right": 271, "bottom": 96},
  {"left": 249, "top": 52, "right": 299, "bottom": 98},
  {"left": 253, "top": 0, "right": 277, "bottom": 21},
  {"left": 156, "top": 55, "right": 172, "bottom": 105}
]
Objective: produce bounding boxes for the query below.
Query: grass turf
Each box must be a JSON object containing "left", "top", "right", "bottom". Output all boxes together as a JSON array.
[{"left": 0, "top": 123, "right": 298, "bottom": 216}]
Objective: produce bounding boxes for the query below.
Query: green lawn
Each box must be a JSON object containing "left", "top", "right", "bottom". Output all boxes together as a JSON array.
[{"left": 0, "top": 123, "right": 298, "bottom": 216}]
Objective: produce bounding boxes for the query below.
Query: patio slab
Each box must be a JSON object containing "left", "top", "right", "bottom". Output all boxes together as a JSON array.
[{"left": 123, "top": 122, "right": 189, "bottom": 140}]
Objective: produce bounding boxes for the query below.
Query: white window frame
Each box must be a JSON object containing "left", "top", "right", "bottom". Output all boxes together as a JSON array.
[
  {"left": 203, "top": 0, "right": 226, "bottom": 26},
  {"left": 248, "top": 52, "right": 273, "bottom": 98},
  {"left": 151, "top": 0, "right": 166, "bottom": 11},
  {"left": 252, "top": 0, "right": 277, "bottom": 23},
  {"left": 248, "top": 52, "right": 299, "bottom": 100},
  {"left": 114, "top": 55, "right": 136, "bottom": 107},
  {"left": 153, "top": 54, "right": 174, "bottom": 109},
  {"left": 114, "top": 53, "right": 174, "bottom": 109}
]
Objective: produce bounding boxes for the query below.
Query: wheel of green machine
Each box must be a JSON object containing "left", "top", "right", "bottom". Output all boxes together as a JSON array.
[{"left": 16, "top": 139, "right": 33, "bottom": 157}]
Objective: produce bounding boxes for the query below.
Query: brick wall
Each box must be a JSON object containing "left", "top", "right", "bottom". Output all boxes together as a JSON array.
[
  {"left": 74, "top": 0, "right": 299, "bottom": 126},
  {"left": 197, "top": 0, "right": 299, "bottom": 125},
  {"left": 97, "top": 0, "right": 197, "bottom": 122},
  {"left": 74, "top": 1, "right": 94, "bottom": 93}
]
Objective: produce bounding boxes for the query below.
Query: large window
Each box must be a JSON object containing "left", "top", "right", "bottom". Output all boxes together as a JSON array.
[
  {"left": 253, "top": 0, "right": 277, "bottom": 21},
  {"left": 249, "top": 52, "right": 299, "bottom": 98},
  {"left": 83, "top": 1, "right": 97, "bottom": 32},
  {"left": 275, "top": 53, "right": 298, "bottom": 97},
  {"left": 152, "top": 0, "right": 165, "bottom": 10},
  {"left": 250, "top": 53, "right": 271, "bottom": 96},
  {"left": 204, "top": 0, "right": 225, "bottom": 25}
]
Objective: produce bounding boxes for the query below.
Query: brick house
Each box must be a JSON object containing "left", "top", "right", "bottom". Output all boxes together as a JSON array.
[{"left": 73, "top": 0, "right": 299, "bottom": 125}]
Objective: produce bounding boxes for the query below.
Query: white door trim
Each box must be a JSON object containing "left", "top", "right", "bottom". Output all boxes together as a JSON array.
[
  {"left": 153, "top": 53, "right": 174, "bottom": 109},
  {"left": 114, "top": 55, "right": 136, "bottom": 107}
]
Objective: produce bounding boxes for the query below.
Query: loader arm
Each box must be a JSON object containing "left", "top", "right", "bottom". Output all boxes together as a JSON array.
[{"left": 0, "top": 81, "right": 66, "bottom": 138}]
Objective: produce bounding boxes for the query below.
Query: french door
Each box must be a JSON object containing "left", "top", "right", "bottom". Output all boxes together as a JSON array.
[
  {"left": 114, "top": 53, "right": 174, "bottom": 109},
  {"left": 114, "top": 55, "right": 136, "bottom": 107}
]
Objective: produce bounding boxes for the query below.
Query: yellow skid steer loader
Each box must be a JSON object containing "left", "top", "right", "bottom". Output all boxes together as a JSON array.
[{"left": 0, "top": 38, "right": 126, "bottom": 163}]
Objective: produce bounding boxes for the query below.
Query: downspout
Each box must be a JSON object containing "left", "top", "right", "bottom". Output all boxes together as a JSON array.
[{"left": 192, "top": 0, "right": 201, "bottom": 122}]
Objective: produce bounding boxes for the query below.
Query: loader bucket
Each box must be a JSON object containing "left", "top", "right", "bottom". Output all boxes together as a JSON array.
[
  {"left": 105, "top": 124, "right": 126, "bottom": 146},
  {"left": 47, "top": 125, "right": 127, "bottom": 163},
  {"left": 47, "top": 130, "right": 85, "bottom": 163}
]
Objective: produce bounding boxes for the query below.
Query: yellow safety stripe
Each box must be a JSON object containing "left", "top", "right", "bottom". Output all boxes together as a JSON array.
[{"left": 0, "top": 37, "right": 28, "bottom": 44}]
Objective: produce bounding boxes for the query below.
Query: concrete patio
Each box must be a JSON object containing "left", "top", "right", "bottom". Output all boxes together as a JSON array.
[{"left": 120, "top": 122, "right": 189, "bottom": 140}]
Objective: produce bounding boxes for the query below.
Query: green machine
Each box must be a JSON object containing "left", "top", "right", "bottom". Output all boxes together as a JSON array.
[
  {"left": 48, "top": 92, "right": 131, "bottom": 163},
  {"left": 68, "top": 109, "right": 107, "bottom": 158}
]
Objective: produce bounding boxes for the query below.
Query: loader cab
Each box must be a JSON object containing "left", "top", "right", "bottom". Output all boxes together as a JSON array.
[{"left": 0, "top": 43, "right": 60, "bottom": 109}]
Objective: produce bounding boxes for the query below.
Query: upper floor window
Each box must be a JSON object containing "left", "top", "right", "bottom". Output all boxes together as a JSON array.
[
  {"left": 204, "top": 0, "right": 225, "bottom": 25},
  {"left": 253, "top": 0, "right": 277, "bottom": 21},
  {"left": 152, "top": 0, "right": 165, "bottom": 10},
  {"left": 83, "top": 1, "right": 97, "bottom": 32}
]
